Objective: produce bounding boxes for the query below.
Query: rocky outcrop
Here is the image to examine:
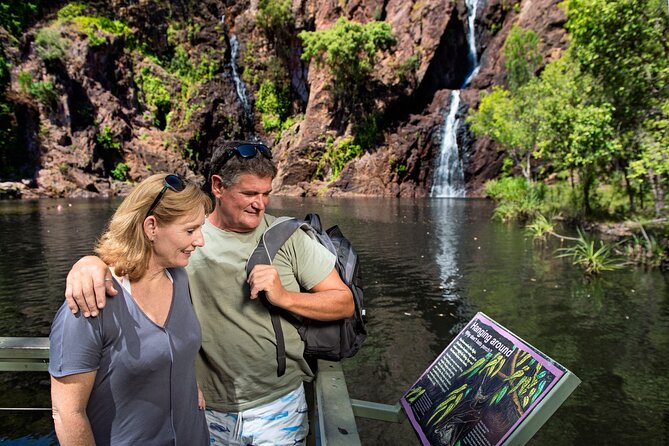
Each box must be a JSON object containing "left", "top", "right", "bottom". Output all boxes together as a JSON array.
[{"left": 0, "top": 0, "right": 568, "bottom": 199}]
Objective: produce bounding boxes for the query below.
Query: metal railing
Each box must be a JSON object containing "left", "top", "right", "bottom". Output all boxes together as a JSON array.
[{"left": 0, "top": 337, "right": 405, "bottom": 444}]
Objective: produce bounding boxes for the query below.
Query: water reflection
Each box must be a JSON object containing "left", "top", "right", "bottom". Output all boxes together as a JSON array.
[{"left": 0, "top": 197, "right": 668, "bottom": 445}]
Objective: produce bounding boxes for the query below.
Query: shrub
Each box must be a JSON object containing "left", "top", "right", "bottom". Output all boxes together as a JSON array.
[
  {"left": 97, "top": 126, "right": 121, "bottom": 152},
  {"left": 485, "top": 176, "right": 544, "bottom": 222},
  {"left": 316, "top": 137, "right": 363, "bottom": 181},
  {"left": 111, "top": 162, "right": 129, "bottom": 181},
  {"left": 35, "top": 27, "right": 67, "bottom": 63},
  {"left": 256, "top": 79, "right": 290, "bottom": 132},
  {"left": 137, "top": 68, "right": 171, "bottom": 129},
  {"left": 556, "top": 228, "right": 625, "bottom": 276}
]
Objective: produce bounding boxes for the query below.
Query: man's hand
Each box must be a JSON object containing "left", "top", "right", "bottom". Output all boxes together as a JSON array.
[
  {"left": 65, "top": 256, "right": 116, "bottom": 317},
  {"left": 247, "top": 264, "right": 287, "bottom": 306},
  {"left": 247, "top": 266, "right": 354, "bottom": 321}
]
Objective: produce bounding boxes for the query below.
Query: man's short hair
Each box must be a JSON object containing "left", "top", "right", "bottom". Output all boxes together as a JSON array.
[{"left": 204, "top": 140, "right": 277, "bottom": 192}]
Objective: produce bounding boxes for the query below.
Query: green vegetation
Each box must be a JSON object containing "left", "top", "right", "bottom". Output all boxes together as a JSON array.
[
  {"left": 503, "top": 25, "right": 542, "bottom": 91},
  {"left": 556, "top": 228, "right": 625, "bottom": 276},
  {"left": 299, "top": 17, "right": 396, "bottom": 112},
  {"left": 18, "top": 71, "right": 58, "bottom": 107},
  {"left": 484, "top": 176, "right": 544, "bottom": 222},
  {"left": 57, "top": 3, "right": 131, "bottom": 37},
  {"left": 469, "top": 0, "right": 668, "bottom": 221},
  {"left": 257, "top": 0, "right": 293, "bottom": 44},
  {"left": 111, "top": 162, "right": 129, "bottom": 181},
  {"left": 96, "top": 126, "right": 122, "bottom": 152},
  {"left": 316, "top": 137, "right": 363, "bottom": 182},
  {"left": 137, "top": 68, "right": 172, "bottom": 129},
  {"left": 0, "top": 1, "right": 44, "bottom": 37},
  {"left": 35, "top": 28, "right": 68, "bottom": 63},
  {"left": 256, "top": 79, "right": 291, "bottom": 132}
]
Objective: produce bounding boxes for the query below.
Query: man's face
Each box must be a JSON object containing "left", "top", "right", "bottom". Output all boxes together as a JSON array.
[{"left": 211, "top": 173, "right": 272, "bottom": 232}]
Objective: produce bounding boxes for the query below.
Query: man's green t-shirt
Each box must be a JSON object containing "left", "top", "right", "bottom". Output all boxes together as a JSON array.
[{"left": 187, "top": 214, "right": 335, "bottom": 411}]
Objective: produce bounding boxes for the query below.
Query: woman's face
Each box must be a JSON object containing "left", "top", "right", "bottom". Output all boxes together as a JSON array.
[{"left": 150, "top": 207, "right": 206, "bottom": 269}]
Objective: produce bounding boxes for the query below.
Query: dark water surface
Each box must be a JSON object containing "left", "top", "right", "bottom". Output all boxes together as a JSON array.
[{"left": 1, "top": 197, "right": 667, "bottom": 445}]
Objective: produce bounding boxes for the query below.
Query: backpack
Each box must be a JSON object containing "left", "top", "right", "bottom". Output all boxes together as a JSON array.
[{"left": 246, "top": 213, "right": 367, "bottom": 376}]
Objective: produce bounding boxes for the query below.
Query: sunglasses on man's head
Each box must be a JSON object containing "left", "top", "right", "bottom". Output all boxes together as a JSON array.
[
  {"left": 219, "top": 143, "right": 272, "bottom": 169},
  {"left": 145, "top": 174, "right": 186, "bottom": 219}
]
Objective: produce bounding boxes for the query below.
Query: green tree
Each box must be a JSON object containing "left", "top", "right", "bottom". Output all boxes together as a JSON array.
[
  {"left": 503, "top": 24, "right": 542, "bottom": 91},
  {"left": 565, "top": 0, "right": 669, "bottom": 212},
  {"left": 299, "top": 17, "right": 396, "bottom": 112},
  {"left": 257, "top": 0, "right": 293, "bottom": 45},
  {"left": 533, "top": 54, "right": 619, "bottom": 215},
  {"left": 629, "top": 98, "right": 669, "bottom": 215},
  {"left": 467, "top": 86, "right": 541, "bottom": 182}
]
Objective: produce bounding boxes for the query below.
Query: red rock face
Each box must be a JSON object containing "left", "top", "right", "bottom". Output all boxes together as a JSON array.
[
  {"left": 273, "top": 0, "right": 567, "bottom": 197},
  {"left": 0, "top": 0, "right": 566, "bottom": 198}
]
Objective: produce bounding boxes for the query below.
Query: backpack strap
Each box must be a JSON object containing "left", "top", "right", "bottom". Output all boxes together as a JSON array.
[{"left": 246, "top": 217, "right": 309, "bottom": 377}]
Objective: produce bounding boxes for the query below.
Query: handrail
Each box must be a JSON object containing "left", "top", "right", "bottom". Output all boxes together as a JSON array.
[
  {"left": 0, "top": 337, "right": 49, "bottom": 372},
  {"left": 0, "top": 338, "right": 406, "bottom": 443}
]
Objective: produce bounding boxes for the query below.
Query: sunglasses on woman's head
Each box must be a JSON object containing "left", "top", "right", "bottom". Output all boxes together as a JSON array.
[{"left": 145, "top": 174, "right": 186, "bottom": 218}]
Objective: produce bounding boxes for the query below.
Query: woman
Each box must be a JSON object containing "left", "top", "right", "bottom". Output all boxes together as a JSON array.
[{"left": 49, "top": 173, "right": 212, "bottom": 445}]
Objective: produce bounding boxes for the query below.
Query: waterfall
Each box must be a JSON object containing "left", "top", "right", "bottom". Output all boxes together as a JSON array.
[
  {"left": 430, "top": 91, "right": 465, "bottom": 197},
  {"left": 430, "top": 0, "right": 482, "bottom": 198},
  {"left": 229, "top": 35, "right": 251, "bottom": 118}
]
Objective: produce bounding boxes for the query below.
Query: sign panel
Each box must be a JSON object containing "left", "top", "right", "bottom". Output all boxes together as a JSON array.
[{"left": 401, "top": 313, "right": 580, "bottom": 446}]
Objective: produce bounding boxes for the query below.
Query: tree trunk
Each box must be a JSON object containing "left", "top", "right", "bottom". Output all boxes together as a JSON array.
[{"left": 648, "top": 170, "right": 666, "bottom": 217}]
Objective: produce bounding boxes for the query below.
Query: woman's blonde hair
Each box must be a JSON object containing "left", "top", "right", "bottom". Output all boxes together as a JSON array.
[{"left": 95, "top": 174, "right": 213, "bottom": 281}]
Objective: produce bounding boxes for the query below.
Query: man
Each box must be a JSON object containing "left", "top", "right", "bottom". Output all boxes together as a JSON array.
[{"left": 65, "top": 140, "right": 355, "bottom": 445}]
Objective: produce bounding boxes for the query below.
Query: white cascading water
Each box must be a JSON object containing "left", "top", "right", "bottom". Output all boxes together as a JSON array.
[
  {"left": 430, "top": 0, "right": 482, "bottom": 197},
  {"left": 229, "top": 35, "right": 251, "bottom": 118},
  {"left": 430, "top": 91, "right": 465, "bottom": 197}
]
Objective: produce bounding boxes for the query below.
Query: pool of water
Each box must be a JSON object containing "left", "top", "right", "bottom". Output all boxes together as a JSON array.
[{"left": 0, "top": 196, "right": 667, "bottom": 445}]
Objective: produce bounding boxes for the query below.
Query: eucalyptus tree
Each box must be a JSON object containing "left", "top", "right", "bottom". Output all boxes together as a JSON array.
[
  {"left": 468, "top": 27, "right": 543, "bottom": 183},
  {"left": 533, "top": 54, "right": 619, "bottom": 215},
  {"left": 565, "top": 0, "right": 669, "bottom": 213}
]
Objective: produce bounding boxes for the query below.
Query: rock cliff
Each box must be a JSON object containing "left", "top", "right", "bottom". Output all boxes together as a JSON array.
[{"left": 0, "top": 0, "right": 567, "bottom": 199}]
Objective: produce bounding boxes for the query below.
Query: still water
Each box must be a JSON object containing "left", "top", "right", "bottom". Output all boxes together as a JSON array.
[{"left": 0, "top": 196, "right": 667, "bottom": 445}]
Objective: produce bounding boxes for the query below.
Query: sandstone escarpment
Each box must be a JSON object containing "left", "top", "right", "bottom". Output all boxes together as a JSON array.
[{"left": 0, "top": 0, "right": 567, "bottom": 199}]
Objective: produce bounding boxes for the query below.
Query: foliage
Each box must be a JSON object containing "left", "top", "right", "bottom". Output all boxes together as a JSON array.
[
  {"left": 565, "top": 0, "right": 669, "bottom": 213},
  {"left": 503, "top": 24, "right": 542, "bottom": 91},
  {"left": 622, "top": 231, "right": 667, "bottom": 269},
  {"left": 525, "top": 214, "right": 555, "bottom": 240},
  {"left": 0, "top": 49, "right": 8, "bottom": 88},
  {"left": 111, "top": 162, "right": 129, "bottom": 181},
  {"left": 565, "top": 0, "right": 668, "bottom": 130},
  {"left": 18, "top": 71, "right": 57, "bottom": 107},
  {"left": 353, "top": 114, "right": 379, "bottom": 150},
  {"left": 0, "top": 0, "right": 43, "bottom": 36},
  {"left": 96, "top": 126, "right": 121, "bottom": 152},
  {"left": 485, "top": 176, "right": 545, "bottom": 222},
  {"left": 316, "top": 137, "right": 363, "bottom": 182},
  {"left": 467, "top": 85, "right": 540, "bottom": 181},
  {"left": 397, "top": 55, "right": 420, "bottom": 86},
  {"left": 256, "top": 79, "right": 290, "bottom": 132},
  {"left": 628, "top": 98, "right": 669, "bottom": 216},
  {"left": 257, "top": 0, "right": 293, "bottom": 43},
  {"left": 556, "top": 227, "right": 625, "bottom": 276},
  {"left": 35, "top": 28, "right": 67, "bottom": 63},
  {"left": 299, "top": 17, "right": 396, "bottom": 111},
  {"left": 137, "top": 68, "right": 172, "bottom": 129},
  {"left": 57, "top": 3, "right": 87, "bottom": 20}
]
